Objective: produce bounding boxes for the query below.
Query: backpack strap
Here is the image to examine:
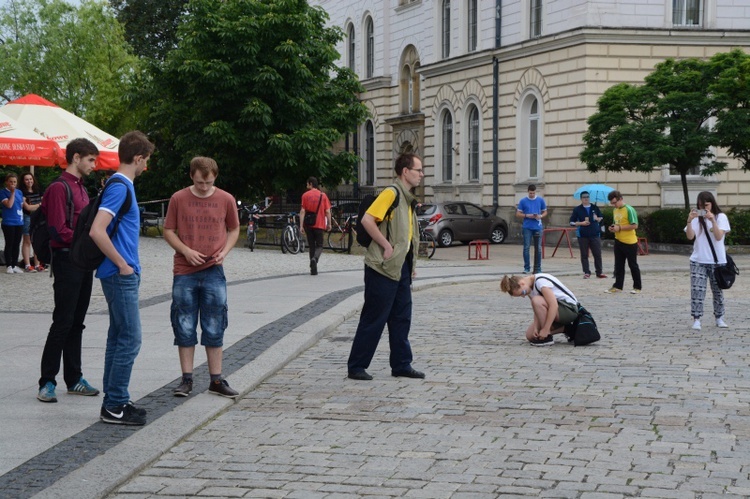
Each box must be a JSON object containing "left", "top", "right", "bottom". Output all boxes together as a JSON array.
[
  {"left": 384, "top": 185, "right": 400, "bottom": 242},
  {"left": 47, "top": 177, "right": 74, "bottom": 229},
  {"left": 534, "top": 276, "right": 580, "bottom": 307},
  {"left": 101, "top": 177, "right": 133, "bottom": 239}
]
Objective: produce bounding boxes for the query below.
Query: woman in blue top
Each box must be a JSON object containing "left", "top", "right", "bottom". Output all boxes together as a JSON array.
[{"left": 1, "top": 173, "right": 25, "bottom": 273}]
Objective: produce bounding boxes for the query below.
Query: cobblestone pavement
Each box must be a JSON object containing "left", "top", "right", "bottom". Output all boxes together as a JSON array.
[{"left": 110, "top": 269, "right": 750, "bottom": 498}]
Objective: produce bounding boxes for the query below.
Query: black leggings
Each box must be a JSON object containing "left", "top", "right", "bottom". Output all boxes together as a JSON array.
[{"left": 2, "top": 224, "right": 23, "bottom": 268}]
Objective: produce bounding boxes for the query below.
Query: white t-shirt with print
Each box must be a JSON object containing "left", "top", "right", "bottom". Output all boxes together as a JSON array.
[
  {"left": 532, "top": 274, "right": 577, "bottom": 307},
  {"left": 686, "top": 213, "right": 731, "bottom": 265}
]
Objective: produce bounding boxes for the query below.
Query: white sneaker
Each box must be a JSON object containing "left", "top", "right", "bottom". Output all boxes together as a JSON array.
[
  {"left": 12, "top": 266, "right": 23, "bottom": 274},
  {"left": 716, "top": 317, "right": 728, "bottom": 328},
  {"left": 692, "top": 319, "right": 701, "bottom": 331},
  {"left": 6, "top": 266, "right": 13, "bottom": 274}
]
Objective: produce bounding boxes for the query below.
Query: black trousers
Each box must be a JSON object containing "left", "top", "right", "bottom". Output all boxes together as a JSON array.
[
  {"left": 39, "top": 250, "right": 93, "bottom": 388},
  {"left": 306, "top": 228, "right": 324, "bottom": 262},
  {"left": 2, "top": 224, "right": 22, "bottom": 267},
  {"left": 613, "top": 240, "right": 642, "bottom": 291},
  {"left": 348, "top": 261, "right": 414, "bottom": 373}
]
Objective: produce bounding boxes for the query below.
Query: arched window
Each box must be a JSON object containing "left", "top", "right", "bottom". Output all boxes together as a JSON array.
[
  {"left": 399, "top": 46, "right": 420, "bottom": 115},
  {"left": 364, "top": 121, "right": 375, "bottom": 186},
  {"left": 441, "top": 110, "right": 453, "bottom": 182},
  {"left": 441, "top": 0, "right": 451, "bottom": 59},
  {"left": 467, "top": 0, "right": 478, "bottom": 52},
  {"left": 528, "top": 98, "right": 539, "bottom": 177},
  {"left": 347, "top": 24, "right": 355, "bottom": 71},
  {"left": 467, "top": 105, "right": 480, "bottom": 181},
  {"left": 365, "top": 18, "right": 374, "bottom": 78}
]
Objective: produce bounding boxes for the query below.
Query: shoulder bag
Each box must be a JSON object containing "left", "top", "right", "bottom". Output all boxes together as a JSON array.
[
  {"left": 699, "top": 216, "right": 739, "bottom": 290},
  {"left": 303, "top": 193, "right": 323, "bottom": 227},
  {"left": 534, "top": 276, "right": 601, "bottom": 346}
]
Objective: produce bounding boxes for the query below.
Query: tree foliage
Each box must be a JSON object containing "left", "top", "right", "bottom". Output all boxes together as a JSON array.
[
  {"left": 581, "top": 57, "right": 724, "bottom": 209},
  {"left": 109, "top": 0, "right": 187, "bottom": 62},
  {"left": 0, "top": 0, "right": 139, "bottom": 135},
  {"left": 711, "top": 49, "right": 750, "bottom": 171},
  {"left": 138, "top": 0, "right": 368, "bottom": 201}
]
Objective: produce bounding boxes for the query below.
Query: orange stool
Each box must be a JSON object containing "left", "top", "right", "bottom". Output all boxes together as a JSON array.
[
  {"left": 637, "top": 237, "right": 649, "bottom": 256},
  {"left": 468, "top": 240, "right": 490, "bottom": 260}
]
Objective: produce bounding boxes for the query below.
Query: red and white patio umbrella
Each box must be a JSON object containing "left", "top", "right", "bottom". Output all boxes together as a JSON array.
[
  {"left": 0, "top": 114, "right": 65, "bottom": 167},
  {"left": 0, "top": 94, "right": 120, "bottom": 170}
]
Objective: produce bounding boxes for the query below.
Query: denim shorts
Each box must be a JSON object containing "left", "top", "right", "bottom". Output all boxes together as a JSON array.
[
  {"left": 23, "top": 214, "right": 31, "bottom": 235},
  {"left": 171, "top": 266, "right": 228, "bottom": 348}
]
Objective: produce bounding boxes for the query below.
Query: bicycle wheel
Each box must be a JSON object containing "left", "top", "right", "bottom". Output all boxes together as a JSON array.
[
  {"left": 282, "top": 225, "right": 301, "bottom": 254},
  {"left": 327, "top": 229, "right": 348, "bottom": 252},
  {"left": 418, "top": 232, "right": 436, "bottom": 259},
  {"left": 422, "top": 232, "right": 436, "bottom": 259}
]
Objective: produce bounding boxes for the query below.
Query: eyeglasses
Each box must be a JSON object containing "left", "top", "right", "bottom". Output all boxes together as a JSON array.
[{"left": 408, "top": 168, "right": 424, "bottom": 173}]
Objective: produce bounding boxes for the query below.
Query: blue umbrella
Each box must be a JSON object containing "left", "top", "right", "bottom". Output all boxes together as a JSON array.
[{"left": 573, "top": 184, "right": 615, "bottom": 204}]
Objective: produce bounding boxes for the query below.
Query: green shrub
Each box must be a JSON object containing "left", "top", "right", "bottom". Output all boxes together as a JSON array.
[
  {"left": 726, "top": 209, "right": 750, "bottom": 245},
  {"left": 638, "top": 207, "right": 750, "bottom": 245},
  {"left": 641, "top": 208, "right": 691, "bottom": 244}
]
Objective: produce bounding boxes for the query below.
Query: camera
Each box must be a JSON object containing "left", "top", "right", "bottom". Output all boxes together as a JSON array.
[{"left": 697, "top": 209, "right": 707, "bottom": 216}]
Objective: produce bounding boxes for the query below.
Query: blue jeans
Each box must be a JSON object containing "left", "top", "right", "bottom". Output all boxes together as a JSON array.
[
  {"left": 347, "top": 262, "right": 414, "bottom": 373},
  {"left": 100, "top": 273, "right": 142, "bottom": 408},
  {"left": 171, "top": 266, "right": 228, "bottom": 348},
  {"left": 522, "top": 227, "right": 542, "bottom": 272}
]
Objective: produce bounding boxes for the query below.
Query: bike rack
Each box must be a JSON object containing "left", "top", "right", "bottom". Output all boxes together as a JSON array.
[{"left": 468, "top": 240, "right": 490, "bottom": 260}]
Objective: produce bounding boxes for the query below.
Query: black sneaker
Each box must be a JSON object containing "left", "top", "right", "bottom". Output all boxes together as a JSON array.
[
  {"left": 208, "top": 379, "right": 239, "bottom": 399},
  {"left": 100, "top": 404, "right": 146, "bottom": 425},
  {"left": 310, "top": 258, "right": 318, "bottom": 276},
  {"left": 530, "top": 336, "right": 554, "bottom": 347},
  {"left": 173, "top": 379, "right": 193, "bottom": 397},
  {"left": 127, "top": 401, "right": 147, "bottom": 417}
]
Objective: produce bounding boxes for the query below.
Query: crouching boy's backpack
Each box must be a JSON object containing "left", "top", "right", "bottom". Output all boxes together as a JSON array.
[
  {"left": 30, "top": 178, "right": 73, "bottom": 265},
  {"left": 70, "top": 177, "right": 132, "bottom": 271},
  {"left": 355, "top": 186, "right": 400, "bottom": 248}
]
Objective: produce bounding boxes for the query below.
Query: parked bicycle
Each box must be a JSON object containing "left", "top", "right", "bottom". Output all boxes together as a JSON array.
[
  {"left": 238, "top": 200, "right": 272, "bottom": 252},
  {"left": 327, "top": 214, "right": 357, "bottom": 253},
  {"left": 278, "top": 212, "right": 305, "bottom": 254},
  {"left": 418, "top": 218, "right": 437, "bottom": 259}
]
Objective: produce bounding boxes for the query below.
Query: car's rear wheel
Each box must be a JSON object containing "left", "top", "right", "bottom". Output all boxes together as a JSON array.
[
  {"left": 438, "top": 229, "right": 453, "bottom": 247},
  {"left": 490, "top": 225, "right": 507, "bottom": 244}
]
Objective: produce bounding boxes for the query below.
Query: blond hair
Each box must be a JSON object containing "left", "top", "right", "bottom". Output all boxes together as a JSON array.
[{"left": 500, "top": 275, "right": 522, "bottom": 296}]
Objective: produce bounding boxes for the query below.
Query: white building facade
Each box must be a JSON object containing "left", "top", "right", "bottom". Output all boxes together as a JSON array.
[{"left": 312, "top": 0, "right": 750, "bottom": 227}]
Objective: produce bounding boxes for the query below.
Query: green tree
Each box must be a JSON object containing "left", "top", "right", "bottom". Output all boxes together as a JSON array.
[
  {"left": 711, "top": 49, "right": 750, "bottom": 171},
  {"left": 0, "top": 0, "right": 139, "bottom": 135},
  {"left": 580, "top": 57, "right": 724, "bottom": 210},
  {"left": 139, "top": 0, "right": 368, "bottom": 200},
  {"left": 109, "top": 0, "right": 187, "bottom": 62}
]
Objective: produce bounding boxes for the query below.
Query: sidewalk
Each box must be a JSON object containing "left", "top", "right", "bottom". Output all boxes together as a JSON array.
[{"left": 1, "top": 238, "right": 747, "bottom": 498}]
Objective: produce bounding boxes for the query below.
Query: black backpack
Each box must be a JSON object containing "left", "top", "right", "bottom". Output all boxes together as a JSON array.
[
  {"left": 31, "top": 178, "right": 73, "bottom": 265},
  {"left": 355, "top": 186, "right": 400, "bottom": 248},
  {"left": 70, "top": 177, "right": 133, "bottom": 271}
]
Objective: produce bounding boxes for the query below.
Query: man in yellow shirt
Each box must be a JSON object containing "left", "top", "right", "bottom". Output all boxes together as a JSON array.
[
  {"left": 605, "top": 190, "right": 642, "bottom": 294},
  {"left": 347, "top": 153, "right": 424, "bottom": 381}
]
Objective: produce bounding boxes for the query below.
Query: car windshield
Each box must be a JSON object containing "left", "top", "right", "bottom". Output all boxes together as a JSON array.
[{"left": 417, "top": 204, "right": 436, "bottom": 216}]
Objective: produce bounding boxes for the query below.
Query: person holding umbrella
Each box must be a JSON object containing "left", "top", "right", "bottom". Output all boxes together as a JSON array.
[{"left": 569, "top": 190, "right": 606, "bottom": 279}]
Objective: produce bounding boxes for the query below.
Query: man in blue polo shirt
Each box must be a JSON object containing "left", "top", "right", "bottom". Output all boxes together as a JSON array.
[
  {"left": 516, "top": 184, "right": 547, "bottom": 274},
  {"left": 90, "top": 131, "right": 154, "bottom": 425}
]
